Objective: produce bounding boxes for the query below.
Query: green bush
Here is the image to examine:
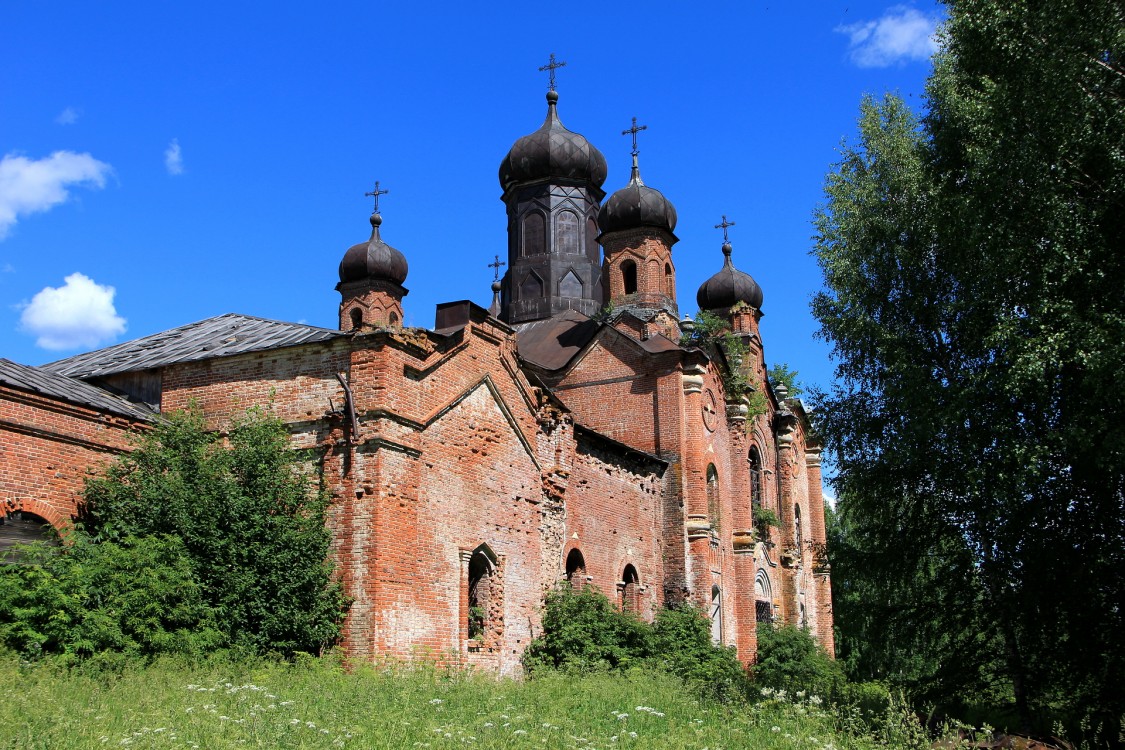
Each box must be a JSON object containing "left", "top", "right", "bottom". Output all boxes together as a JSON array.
[
  {"left": 753, "top": 623, "right": 845, "bottom": 700},
  {"left": 0, "top": 536, "right": 220, "bottom": 660},
  {"left": 524, "top": 584, "right": 748, "bottom": 701},
  {"left": 650, "top": 605, "right": 748, "bottom": 702},
  {"left": 80, "top": 407, "right": 348, "bottom": 657},
  {"left": 522, "top": 583, "right": 651, "bottom": 673}
]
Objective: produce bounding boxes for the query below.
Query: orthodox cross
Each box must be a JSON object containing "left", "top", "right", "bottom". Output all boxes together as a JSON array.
[
  {"left": 538, "top": 53, "right": 566, "bottom": 92},
  {"left": 715, "top": 215, "right": 736, "bottom": 243},
  {"left": 364, "top": 181, "right": 389, "bottom": 213},
  {"left": 622, "top": 117, "right": 647, "bottom": 157},
  {"left": 488, "top": 254, "right": 506, "bottom": 281}
]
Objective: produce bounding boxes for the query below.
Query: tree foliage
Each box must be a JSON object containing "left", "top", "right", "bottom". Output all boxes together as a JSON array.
[
  {"left": 813, "top": 0, "right": 1124, "bottom": 737},
  {"left": 80, "top": 408, "right": 347, "bottom": 656}
]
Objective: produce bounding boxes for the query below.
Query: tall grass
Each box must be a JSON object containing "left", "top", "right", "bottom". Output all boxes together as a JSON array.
[{"left": 2, "top": 653, "right": 887, "bottom": 749}]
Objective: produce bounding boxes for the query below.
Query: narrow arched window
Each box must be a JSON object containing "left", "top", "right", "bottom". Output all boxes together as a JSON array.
[
  {"left": 755, "top": 569, "right": 774, "bottom": 624},
  {"left": 388, "top": 311, "right": 400, "bottom": 327},
  {"left": 565, "top": 548, "right": 586, "bottom": 582},
  {"left": 466, "top": 545, "right": 502, "bottom": 646},
  {"left": 710, "top": 585, "right": 723, "bottom": 644},
  {"left": 706, "top": 464, "right": 720, "bottom": 535},
  {"left": 794, "top": 504, "right": 803, "bottom": 555},
  {"left": 664, "top": 263, "right": 674, "bottom": 296},
  {"left": 522, "top": 212, "right": 545, "bottom": 257},
  {"left": 749, "top": 446, "right": 763, "bottom": 510},
  {"left": 621, "top": 259, "right": 638, "bottom": 295},
  {"left": 557, "top": 210, "right": 579, "bottom": 255},
  {"left": 621, "top": 564, "right": 640, "bottom": 613}
]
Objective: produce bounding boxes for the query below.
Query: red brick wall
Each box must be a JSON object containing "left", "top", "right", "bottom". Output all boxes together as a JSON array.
[{"left": 1, "top": 387, "right": 142, "bottom": 530}]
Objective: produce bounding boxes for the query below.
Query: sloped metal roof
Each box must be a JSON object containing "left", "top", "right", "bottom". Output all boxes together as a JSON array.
[
  {"left": 0, "top": 358, "right": 155, "bottom": 421},
  {"left": 41, "top": 313, "right": 342, "bottom": 378}
]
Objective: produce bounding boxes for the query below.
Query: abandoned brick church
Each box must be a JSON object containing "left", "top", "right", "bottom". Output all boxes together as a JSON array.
[{"left": 0, "top": 82, "right": 833, "bottom": 675}]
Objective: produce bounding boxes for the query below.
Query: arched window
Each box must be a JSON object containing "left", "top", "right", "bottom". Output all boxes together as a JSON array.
[
  {"left": 467, "top": 544, "right": 502, "bottom": 645},
  {"left": 565, "top": 548, "right": 586, "bottom": 582},
  {"left": 755, "top": 569, "right": 774, "bottom": 624},
  {"left": 621, "top": 259, "right": 638, "bottom": 295},
  {"left": 620, "top": 564, "right": 640, "bottom": 613},
  {"left": 521, "top": 212, "right": 546, "bottom": 257},
  {"left": 664, "top": 263, "right": 674, "bottom": 296},
  {"left": 388, "top": 311, "right": 400, "bottom": 327},
  {"left": 0, "top": 511, "right": 57, "bottom": 558},
  {"left": 557, "top": 210, "right": 579, "bottom": 255},
  {"left": 706, "top": 464, "right": 720, "bottom": 534},
  {"left": 793, "top": 504, "right": 803, "bottom": 556},
  {"left": 349, "top": 308, "right": 363, "bottom": 331},
  {"left": 710, "top": 585, "right": 723, "bottom": 644},
  {"left": 749, "top": 446, "right": 763, "bottom": 510}
]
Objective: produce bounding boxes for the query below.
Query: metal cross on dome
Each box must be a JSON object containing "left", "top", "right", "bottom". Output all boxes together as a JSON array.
[
  {"left": 622, "top": 117, "right": 647, "bottom": 157},
  {"left": 538, "top": 53, "right": 566, "bottom": 92},
  {"left": 488, "top": 254, "right": 506, "bottom": 281},
  {"left": 365, "top": 181, "right": 389, "bottom": 214},
  {"left": 715, "top": 215, "right": 736, "bottom": 243}
]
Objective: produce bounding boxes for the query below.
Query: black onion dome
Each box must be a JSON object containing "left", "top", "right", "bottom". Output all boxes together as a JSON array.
[
  {"left": 598, "top": 161, "right": 677, "bottom": 234},
  {"left": 696, "top": 242, "right": 764, "bottom": 311},
  {"left": 338, "top": 213, "right": 408, "bottom": 285},
  {"left": 498, "top": 91, "right": 608, "bottom": 191}
]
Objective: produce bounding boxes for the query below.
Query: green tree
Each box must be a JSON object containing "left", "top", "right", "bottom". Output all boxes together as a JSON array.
[
  {"left": 812, "top": 0, "right": 1124, "bottom": 737},
  {"left": 767, "top": 363, "right": 801, "bottom": 398},
  {"left": 81, "top": 408, "right": 347, "bottom": 656}
]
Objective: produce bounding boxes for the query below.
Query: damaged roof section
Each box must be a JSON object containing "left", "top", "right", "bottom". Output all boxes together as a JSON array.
[
  {"left": 0, "top": 358, "right": 155, "bottom": 421},
  {"left": 42, "top": 313, "right": 341, "bottom": 379}
]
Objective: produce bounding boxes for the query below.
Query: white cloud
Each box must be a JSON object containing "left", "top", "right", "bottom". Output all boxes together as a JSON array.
[
  {"left": 164, "top": 138, "right": 184, "bottom": 175},
  {"left": 836, "top": 5, "right": 941, "bottom": 68},
  {"left": 55, "top": 107, "right": 81, "bottom": 125},
  {"left": 18, "top": 272, "right": 127, "bottom": 351},
  {"left": 0, "top": 151, "right": 112, "bottom": 240}
]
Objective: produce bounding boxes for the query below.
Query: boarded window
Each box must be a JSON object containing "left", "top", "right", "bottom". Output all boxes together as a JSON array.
[
  {"left": 522, "top": 212, "right": 546, "bottom": 257},
  {"left": 557, "top": 211, "right": 579, "bottom": 255},
  {"left": 519, "top": 272, "right": 544, "bottom": 300},
  {"left": 559, "top": 270, "right": 582, "bottom": 298}
]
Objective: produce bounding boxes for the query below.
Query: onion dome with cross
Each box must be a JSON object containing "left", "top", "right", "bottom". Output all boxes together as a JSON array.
[
  {"left": 598, "top": 117, "right": 677, "bottom": 236},
  {"left": 696, "top": 217, "right": 763, "bottom": 311},
  {"left": 338, "top": 182, "right": 408, "bottom": 286},
  {"left": 498, "top": 55, "right": 607, "bottom": 193}
]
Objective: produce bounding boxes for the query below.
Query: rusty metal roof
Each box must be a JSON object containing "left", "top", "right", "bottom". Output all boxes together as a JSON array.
[
  {"left": 515, "top": 310, "right": 601, "bottom": 371},
  {"left": 0, "top": 358, "right": 155, "bottom": 421},
  {"left": 42, "top": 313, "right": 342, "bottom": 378}
]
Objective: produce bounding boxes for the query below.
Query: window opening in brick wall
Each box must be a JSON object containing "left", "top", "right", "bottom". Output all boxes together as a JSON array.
[
  {"left": 793, "top": 504, "right": 803, "bottom": 555},
  {"left": 349, "top": 308, "right": 363, "bottom": 330},
  {"left": 620, "top": 564, "right": 640, "bottom": 613},
  {"left": 621, "top": 259, "right": 638, "bottom": 295},
  {"left": 565, "top": 548, "right": 586, "bottom": 582},
  {"left": 664, "top": 263, "right": 674, "bottom": 296},
  {"left": 706, "top": 464, "right": 720, "bottom": 535},
  {"left": 710, "top": 584, "right": 723, "bottom": 644},
  {"left": 467, "top": 544, "right": 502, "bottom": 646},
  {"left": 755, "top": 568, "right": 774, "bottom": 624},
  {"left": 749, "top": 446, "right": 763, "bottom": 510},
  {"left": 1, "top": 511, "right": 58, "bottom": 562},
  {"left": 389, "top": 311, "right": 399, "bottom": 326}
]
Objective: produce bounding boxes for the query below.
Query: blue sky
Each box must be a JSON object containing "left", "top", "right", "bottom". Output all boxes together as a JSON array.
[{"left": 1, "top": 1, "right": 941, "bottom": 397}]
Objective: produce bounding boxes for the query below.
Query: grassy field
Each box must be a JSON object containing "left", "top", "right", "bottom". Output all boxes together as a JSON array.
[{"left": 0, "top": 653, "right": 895, "bottom": 750}]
